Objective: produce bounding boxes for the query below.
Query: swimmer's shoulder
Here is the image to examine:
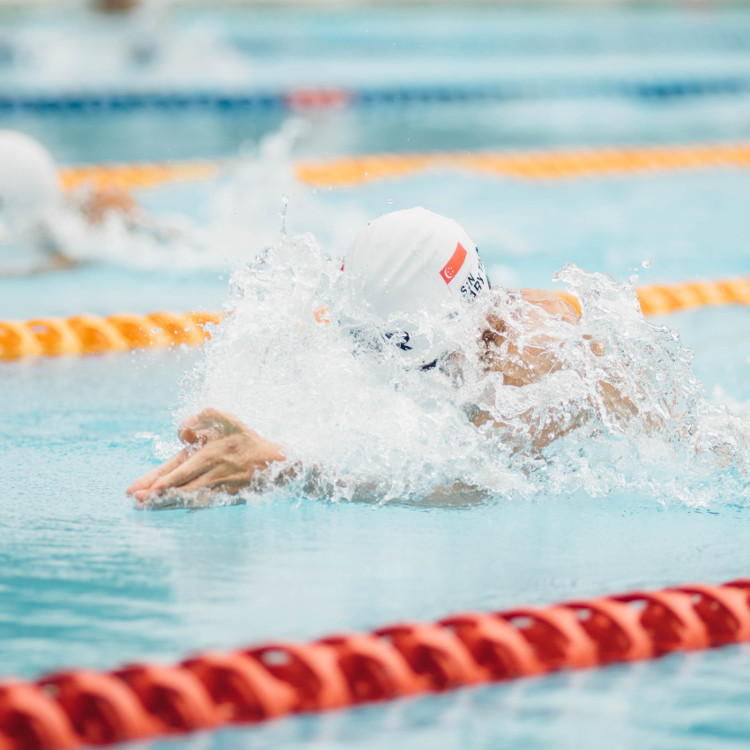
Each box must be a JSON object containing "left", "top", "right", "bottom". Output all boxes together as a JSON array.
[{"left": 520, "top": 288, "right": 580, "bottom": 323}]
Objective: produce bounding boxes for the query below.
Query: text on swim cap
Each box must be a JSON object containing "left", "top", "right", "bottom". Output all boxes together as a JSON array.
[{"left": 459, "top": 252, "right": 488, "bottom": 301}]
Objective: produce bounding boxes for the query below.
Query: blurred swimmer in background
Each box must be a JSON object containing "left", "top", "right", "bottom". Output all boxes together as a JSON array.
[
  {"left": 89, "top": 0, "right": 169, "bottom": 65},
  {"left": 0, "top": 130, "right": 210, "bottom": 275},
  {"left": 128, "top": 207, "right": 643, "bottom": 506},
  {"left": 0, "top": 130, "right": 141, "bottom": 275},
  {"left": 92, "top": 0, "right": 142, "bottom": 11}
]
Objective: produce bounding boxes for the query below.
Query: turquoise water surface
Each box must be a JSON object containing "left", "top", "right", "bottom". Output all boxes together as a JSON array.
[{"left": 3, "top": 4, "right": 750, "bottom": 750}]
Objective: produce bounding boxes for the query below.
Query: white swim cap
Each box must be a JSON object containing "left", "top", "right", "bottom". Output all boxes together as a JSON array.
[
  {"left": 0, "top": 130, "right": 61, "bottom": 242},
  {"left": 343, "top": 207, "right": 489, "bottom": 367}
]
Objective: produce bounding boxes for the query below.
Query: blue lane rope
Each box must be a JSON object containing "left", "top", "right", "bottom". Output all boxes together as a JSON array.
[
  {"left": 1, "top": 77, "right": 749, "bottom": 114},
  {"left": 0, "top": 92, "right": 282, "bottom": 113},
  {"left": 354, "top": 78, "right": 750, "bottom": 104}
]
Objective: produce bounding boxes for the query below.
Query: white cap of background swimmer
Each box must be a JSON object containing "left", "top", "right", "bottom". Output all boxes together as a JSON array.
[
  {"left": 342, "top": 207, "right": 489, "bottom": 367},
  {"left": 0, "top": 130, "right": 61, "bottom": 238},
  {"left": 0, "top": 130, "right": 61, "bottom": 243}
]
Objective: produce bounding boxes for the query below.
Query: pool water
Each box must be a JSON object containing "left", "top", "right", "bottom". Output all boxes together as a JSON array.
[
  {"left": 5, "top": 5, "right": 750, "bottom": 162},
  {"left": 4, "top": 307, "right": 750, "bottom": 750},
  {"left": 3, "top": 167, "right": 750, "bottom": 318},
  {"left": 3, "top": 4, "right": 750, "bottom": 750}
]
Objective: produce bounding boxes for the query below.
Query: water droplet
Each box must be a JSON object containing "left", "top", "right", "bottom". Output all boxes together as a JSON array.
[
  {"left": 642, "top": 260, "right": 652, "bottom": 269},
  {"left": 279, "top": 194, "right": 289, "bottom": 237}
]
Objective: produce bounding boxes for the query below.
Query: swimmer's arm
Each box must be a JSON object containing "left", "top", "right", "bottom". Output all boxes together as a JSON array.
[
  {"left": 417, "top": 482, "right": 489, "bottom": 507},
  {"left": 470, "top": 405, "right": 588, "bottom": 454},
  {"left": 520, "top": 288, "right": 581, "bottom": 324},
  {"left": 470, "top": 383, "right": 642, "bottom": 453},
  {"left": 0, "top": 252, "right": 75, "bottom": 277},
  {"left": 477, "top": 289, "right": 659, "bottom": 452},
  {"left": 76, "top": 186, "right": 140, "bottom": 227},
  {"left": 127, "top": 408, "right": 286, "bottom": 508}
]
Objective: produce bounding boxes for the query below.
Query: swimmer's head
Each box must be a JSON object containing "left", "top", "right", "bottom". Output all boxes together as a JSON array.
[
  {"left": 342, "top": 207, "right": 489, "bottom": 368},
  {"left": 0, "top": 130, "right": 61, "bottom": 242}
]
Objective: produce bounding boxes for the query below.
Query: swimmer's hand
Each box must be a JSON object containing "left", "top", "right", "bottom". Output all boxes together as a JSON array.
[{"left": 126, "top": 408, "right": 285, "bottom": 508}]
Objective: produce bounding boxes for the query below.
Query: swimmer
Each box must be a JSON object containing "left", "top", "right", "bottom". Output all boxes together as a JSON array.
[
  {"left": 89, "top": 0, "right": 168, "bottom": 65},
  {"left": 92, "top": 0, "right": 141, "bottom": 11},
  {"left": 127, "top": 207, "right": 637, "bottom": 505},
  {"left": 0, "top": 130, "right": 147, "bottom": 276}
]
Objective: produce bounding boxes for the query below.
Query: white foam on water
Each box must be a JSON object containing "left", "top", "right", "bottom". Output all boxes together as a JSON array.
[{"left": 165, "top": 230, "right": 750, "bottom": 510}]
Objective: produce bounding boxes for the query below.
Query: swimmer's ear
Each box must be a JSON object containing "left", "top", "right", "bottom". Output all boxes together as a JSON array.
[
  {"left": 480, "top": 312, "right": 506, "bottom": 349},
  {"left": 583, "top": 334, "right": 606, "bottom": 357}
]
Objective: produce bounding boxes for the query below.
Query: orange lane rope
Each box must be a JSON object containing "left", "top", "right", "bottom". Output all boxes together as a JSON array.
[
  {"left": 558, "top": 276, "right": 750, "bottom": 317},
  {"left": 59, "top": 161, "right": 222, "bottom": 193},
  {"left": 1, "top": 577, "right": 750, "bottom": 749},
  {"left": 1, "top": 278, "right": 749, "bottom": 361},
  {"left": 57, "top": 142, "right": 750, "bottom": 194},
  {"left": 0, "top": 311, "right": 223, "bottom": 361},
  {"left": 294, "top": 142, "right": 750, "bottom": 187}
]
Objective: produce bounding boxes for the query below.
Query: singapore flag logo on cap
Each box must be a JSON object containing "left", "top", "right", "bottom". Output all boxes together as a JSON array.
[{"left": 439, "top": 242, "right": 468, "bottom": 285}]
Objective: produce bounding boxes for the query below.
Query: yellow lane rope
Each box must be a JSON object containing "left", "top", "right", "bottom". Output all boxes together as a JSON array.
[
  {"left": 294, "top": 142, "right": 750, "bottom": 187},
  {"left": 2, "top": 278, "right": 750, "bottom": 361},
  {"left": 0, "top": 311, "right": 223, "bottom": 360},
  {"left": 57, "top": 142, "right": 750, "bottom": 194},
  {"left": 59, "top": 161, "right": 222, "bottom": 192}
]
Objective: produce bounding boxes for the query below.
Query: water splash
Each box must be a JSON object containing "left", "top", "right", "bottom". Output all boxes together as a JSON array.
[
  {"left": 468, "top": 264, "right": 750, "bottom": 506},
  {"left": 170, "top": 232, "right": 750, "bottom": 509},
  {"left": 206, "top": 117, "right": 369, "bottom": 264},
  {"left": 41, "top": 196, "right": 214, "bottom": 272}
]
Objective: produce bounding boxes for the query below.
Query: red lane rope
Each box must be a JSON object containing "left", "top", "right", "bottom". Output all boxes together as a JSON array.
[
  {"left": 2, "top": 579, "right": 750, "bottom": 748},
  {"left": 0, "top": 579, "right": 750, "bottom": 750}
]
